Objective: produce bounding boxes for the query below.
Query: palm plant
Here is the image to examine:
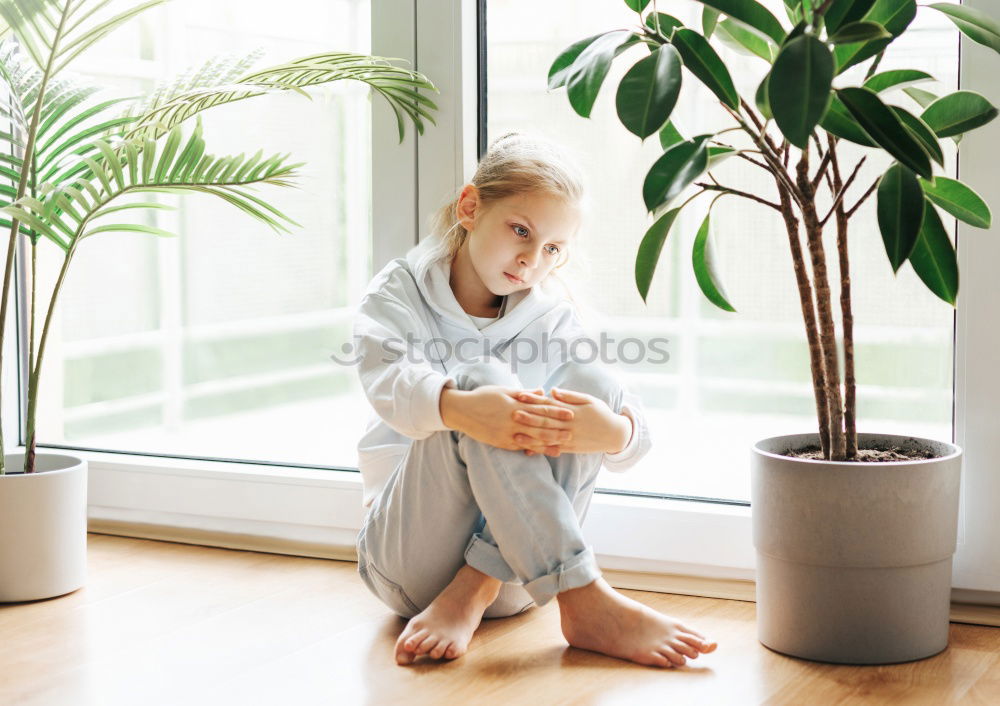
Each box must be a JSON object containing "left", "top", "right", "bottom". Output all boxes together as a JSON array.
[
  {"left": 550, "top": 0, "right": 999, "bottom": 460},
  {"left": 0, "top": 0, "right": 438, "bottom": 475}
]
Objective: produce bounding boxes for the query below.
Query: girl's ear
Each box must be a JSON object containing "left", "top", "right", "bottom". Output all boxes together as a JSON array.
[{"left": 456, "top": 184, "right": 479, "bottom": 229}]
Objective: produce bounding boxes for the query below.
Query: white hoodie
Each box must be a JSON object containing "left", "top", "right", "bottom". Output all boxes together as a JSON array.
[{"left": 350, "top": 236, "right": 652, "bottom": 509}]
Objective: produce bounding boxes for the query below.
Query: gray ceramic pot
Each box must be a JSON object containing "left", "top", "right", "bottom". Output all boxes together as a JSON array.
[{"left": 751, "top": 432, "right": 962, "bottom": 665}]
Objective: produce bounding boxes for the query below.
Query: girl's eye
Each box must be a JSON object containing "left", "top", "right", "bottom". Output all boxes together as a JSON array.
[{"left": 513, "top": 224, "right": 558, "bottom": 255}]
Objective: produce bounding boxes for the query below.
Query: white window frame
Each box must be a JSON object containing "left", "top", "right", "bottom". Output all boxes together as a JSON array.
[{"left": 7, "top": 0, "right": 994, "bottom": 605}]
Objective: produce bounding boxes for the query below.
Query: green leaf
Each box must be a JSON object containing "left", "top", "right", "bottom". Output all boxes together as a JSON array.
[
  {"left": 82, "top": 223, "right": 177, "bottom": 240},
  {"left": 904, "top": 86, "right": 939, "bottom": 109},
  {"left": 93, "top": 139, "right": 124, "bottom": 190},
  {"left": 702, "top": 7, "right": 719, "bottom": 37},
  {"left": 821, "top": 93, "right": 876, "bottom": 146},
  {"left": 833, "top": 0, "right": 916, "bottom": 74},
  {"left": 659, "top": 120, "right": 684, "bottom": 149},
  {"left": 920, "top": 176, "right": 992, "bottom": 229},
  {"left": 690, "top": 0, "right": 786, "bottom": 45},
  {"left": 928, "top": 3, "right": 1000, "bottom": 55},
  {"left": 755, "top": 71, "right": 773, "bottom": 120},
  {"left": 155, "top": 125, "right": 183, "bottom": 182},
  {"left": 769, "top": 35, "right": 833, "bottom": 149},
  {"left": 644, "top": 12, "right": 685, "bottom": 37},
  {"left": 714, "top": 18, "right": 775, "bottom": 63},
  {"left": 624, "top": 0, "right": 651, "bottom": 12},
  {"left": 669, "top": 28, "right": 739, "bottom": 110},
  {"left": 908, "top": 200, "right": 958, "bottom": 305},
  {"left": 864, "top": 69, "right": 933, "bottom": 93},
  {"left": 876, "top": 163, "right": 924, "bottom": 272},
  {"left": 706, "top": 146, "right": 738, "bottom": 169},
  {"left": 642, "top": 134, "right": 711, "bottom": 212},
  {"left": 836, "top": 86, "right": 932, "bottom": 178},
  {"left": 830, "top": 21, "right": 892, "bottom": 44},
  {"left": 548, "top": 33, "right": 605, "bottom": 90},
  {"left": 921, "top": 90, "right": 999, "bottom": 138},
  {"left": 615, "top": 44, "right": 682, "bottom": 139},
  {"left": 692, "top": 205, "right": 736, "bottom": 312},
  {"left": 565, "top": 30, "right": 642, "bottom": 118},
  {"left": 636, "top": 207, "right": 683, "bottom": 302},
  {"left": 824, "top": 0, "right": 878, "bottom": 34},
  {"left": 890, "top": 106, "right": 944, "bottom": 167}
]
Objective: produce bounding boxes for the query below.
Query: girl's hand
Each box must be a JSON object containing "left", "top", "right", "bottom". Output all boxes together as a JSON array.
[
  {"left": 508, "top": 387, "right": 572, "bottom": 457},
  {"left": 512, "top": 387, "right": 631, "bottom": 457},
  {"left": 440, "top": 385, "right": 574, "bottom": 452}
]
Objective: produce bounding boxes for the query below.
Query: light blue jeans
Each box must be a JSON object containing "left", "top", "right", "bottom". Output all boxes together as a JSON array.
[{"left": 356, "top": 357, "right": 626, "bottom": 619}]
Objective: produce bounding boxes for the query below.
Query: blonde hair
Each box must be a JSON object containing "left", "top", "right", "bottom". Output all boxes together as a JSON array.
[{"left": 426, "top": 131, "right": 589, "bottom": 310}]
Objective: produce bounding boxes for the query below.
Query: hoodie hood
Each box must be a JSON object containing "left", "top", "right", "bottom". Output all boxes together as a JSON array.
[{"left": 404, "top": 235, "right": 566, "bottom": 337}]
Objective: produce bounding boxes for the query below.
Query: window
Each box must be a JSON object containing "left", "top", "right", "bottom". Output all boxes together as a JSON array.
[
  {"left": 485, "top": 0, "right": 956, "bottom": 502},
  {"left": 30, "top": 0, "right": 374, "bottom": 470}
]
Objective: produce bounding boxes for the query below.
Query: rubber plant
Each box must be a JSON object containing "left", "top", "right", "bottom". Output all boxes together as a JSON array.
[
  {"left": 0, "top": 0, "right": 438, "bottom": 475},
  {"left": 549, "top": 0, "right": 999, "bottom": 460}
]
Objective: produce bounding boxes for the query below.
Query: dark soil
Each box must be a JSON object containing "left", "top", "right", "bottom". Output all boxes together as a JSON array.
[{"left": 784, "top": 444, "right": 939, "bottom": 462}]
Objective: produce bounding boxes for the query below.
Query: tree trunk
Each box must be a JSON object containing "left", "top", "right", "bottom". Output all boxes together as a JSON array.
[
  {"left": 776, "top": 180, "right": 831, "bottom": 458},
  {"left": 828, "top": 136, "right": 858, "bottom": 459},
  {"left": 796, "top": 151, "right": 847, "bottom": 460}
]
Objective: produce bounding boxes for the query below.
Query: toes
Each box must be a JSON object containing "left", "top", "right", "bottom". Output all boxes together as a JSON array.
[
  {"left": 445, "top": 643, "right": 464, "bottom": 659},
  {"left": 678, "top": 623, "right": 707, "bottom": 640},
  {"left": 670, "top": 639, "right": 698, "bottom": 660},
  {"left": 414, "top": 633, "right": 439, "bottom": 655},
  {"left": 678, "top": 628, "right": 716, "bottom": 653},
  {"left": 659, "top": 647, "right": 687, "bottom": 667},
  {"left": 429, "top": 640, "right": 451, "bottom": 659},
  {"left": 647, "top": 651, "right": 672, "bottom": 668},
  {"left": 401, "top": 627, "right": 428, "bottom": 650}
]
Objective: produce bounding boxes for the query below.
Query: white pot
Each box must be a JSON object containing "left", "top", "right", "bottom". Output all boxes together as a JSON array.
[
  {"left": 751, "top": 432, "right": 962, "bottom": 665},
  {"left": 0, "top": 452, "right": 88, "bottom": 602}
]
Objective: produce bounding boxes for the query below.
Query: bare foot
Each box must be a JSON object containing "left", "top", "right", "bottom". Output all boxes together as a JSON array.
[
  {"left": 557, "top": 576, "right": 717, "bottom": 668},
  {"left": 394, "top": 564, "right": 502, "bottom": 665}
]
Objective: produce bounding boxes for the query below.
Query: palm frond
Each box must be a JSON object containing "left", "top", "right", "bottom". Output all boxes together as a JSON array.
[
  {"left": 122, "top": 48, "right": 266, "bottom": 121},
  {"left": 0, "top": 0, "right": 167, "bottom": 77},
  {"left": 1, "top": 119, "right": 303, "bottom": 249},
  {"left": 124, "top": 52, "right": 439, "bottom": 143}
]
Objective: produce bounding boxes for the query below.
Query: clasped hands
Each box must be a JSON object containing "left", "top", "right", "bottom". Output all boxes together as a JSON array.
[{"left": 440, "top": 384, "right": 631, "bottom": 457}]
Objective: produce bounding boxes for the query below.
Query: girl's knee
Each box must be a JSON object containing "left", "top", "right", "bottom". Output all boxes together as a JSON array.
[
  {"left": 548, "top": 360, "right": 622, "bottom": 407},
  {"left": 451, "top": 358, "right": 519, "bottom": 392}
]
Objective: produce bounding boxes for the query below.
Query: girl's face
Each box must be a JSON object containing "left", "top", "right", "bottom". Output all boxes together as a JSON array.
[{"left": 455, "top": 186, "right": 580, "bottom": 297}]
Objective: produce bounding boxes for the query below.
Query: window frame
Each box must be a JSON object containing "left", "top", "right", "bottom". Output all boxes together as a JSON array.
[{"left": 12, "top": 0, "right": 998, "bottom": 605}]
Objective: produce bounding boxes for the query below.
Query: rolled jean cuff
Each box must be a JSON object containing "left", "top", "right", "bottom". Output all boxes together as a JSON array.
[
  {"left": 464, "top": 533, "right": 519, "bottom": 583},
  {"left": 522, "top": 546, "right": 601, "bottom": 607}
]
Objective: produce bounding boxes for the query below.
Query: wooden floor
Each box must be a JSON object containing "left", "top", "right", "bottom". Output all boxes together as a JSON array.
[{"left": 2, "top": 535, "right": 1000, "bottom": 706}]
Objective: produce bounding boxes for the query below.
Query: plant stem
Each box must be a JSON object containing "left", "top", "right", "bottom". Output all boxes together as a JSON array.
[
  {"left": 844, "top": 178, "right": 879, "bottom": 219},
  {"left": 726, "top": 101, "right": 805, "bottom": 208},
  {"left": 828, "top": 135, "right": 857, "bottom": 458},
  {"left": 25, "top": 239, "right": 79, "bottom": 473},
  {"left": 819, "top": 156, "right": 866, "bottom": 227},
  {"left": 776, "top": 179, "right": 831, "bottom": 458},
  {"left": 0, "top": 2, "right": 72, "bottom": 474},
  {"left": 694, "top": 182, "right": 782, "bottom": 211},
  {"left": 796, "top": 149, "right": 847, "bottom": 460}
]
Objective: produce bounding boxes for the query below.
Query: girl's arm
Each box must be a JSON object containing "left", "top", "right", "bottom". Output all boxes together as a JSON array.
[{"left": 353, "top": 293, "right": 458, "bottom": 440}]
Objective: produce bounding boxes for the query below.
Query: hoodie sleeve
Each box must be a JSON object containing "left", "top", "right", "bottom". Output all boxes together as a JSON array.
[
  {"left": 352, "top": 292, "right": 456, "bottom": 440},
  {"left": 547, "top": 305, "right": 652, "bottom": 473}
]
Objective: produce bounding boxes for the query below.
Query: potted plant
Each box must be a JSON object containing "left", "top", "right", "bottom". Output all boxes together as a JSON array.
[
  {"left": 550, "top": 0, "right": 998, "bottom": 663},
  {"left": 0, "top": 0, "right": 437, "bottom": 602}
]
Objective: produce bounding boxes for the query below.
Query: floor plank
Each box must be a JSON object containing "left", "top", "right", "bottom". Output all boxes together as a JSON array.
[{"left": 1, "top": 534, "right": 999, "bottom": 706}]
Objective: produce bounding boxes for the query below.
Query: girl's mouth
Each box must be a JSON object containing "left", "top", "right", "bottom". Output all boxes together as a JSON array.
[{"left": 504, "top": 272, "right": 524, "bottom": 284}]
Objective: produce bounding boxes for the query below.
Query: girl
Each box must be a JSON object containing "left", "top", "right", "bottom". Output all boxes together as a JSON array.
[{"left": 352, "top": 132, "right": 717, "bottom": 668}]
